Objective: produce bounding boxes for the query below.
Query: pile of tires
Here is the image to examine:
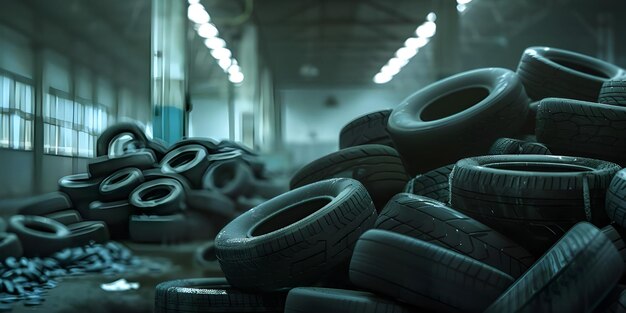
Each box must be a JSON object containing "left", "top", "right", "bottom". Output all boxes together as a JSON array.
[
  {"left": 155, "top": 46, "right": 626, "bottom": 312},
  {"left": 17, "top": 122, "right": 285, "bottom": 245}
]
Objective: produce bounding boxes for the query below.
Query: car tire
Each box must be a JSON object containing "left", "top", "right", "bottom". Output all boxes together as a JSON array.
[
  {"left": 350, "top": 229, "right": 514, "bottom": 313},
  {"left": 202, "top": 159, "right": 253, "bottom": 198},
  {"left": 88, "top": 150, "right": 156, "bottom": 178},
  {"left": 186, "top": 190, "right": 236, "bottom": 229},
  {"left": 142, "top": 168, "right": 192, "bottom": 191},
  {"left": 154, "top": 278, "right": 286, "bottom": 313},
  {"left": 146, "top": 138, "right": 169, "bottom": 162},
  {"left": 17, "top": 192, "right": 73, "bottom": 216},
  {"left": 602, "top": 225, "right": 626, "bottom": 270},
  {"left": 517, "top": 46, "right": 625, "bottom": 102},
  {"left": 44, "top": 210, "right": 83, "bottom": 226},
  {"left": 160, "top": 144, "right": 210, "bottom": 189},
  {"left": 450, "top": 154, "right": 620, "bottom": 254},
  {"left": 0, "top": 233, "right": 23, "bottom": 260},
  {"left": 58, "top": 174, "right": 102, "bottom": 214},
  {"left": 485, "top": 222, "right": 623, "bottom": 313},
  {"left": 339, "top": 110, "right": 394, "bottom": 149},
  {"left": 387, "top": 68, "right": 529, "bottom": 174},
  {"left": 167, "top": 137, "right": 219, "bottom": 154},
  {"left": 599, "top": 78, "right": 626, "bottom": 106},
  {"left": 290, "top": 145, "right": 408, "bottom": 211},
  {"left": 128, "top": 214, "right": 187, "bottom": 243},
  {"left": 285, "top": 287, "right": 413, "bottom": 313},
  {"left": 488, "top": 137, "right": 551, "bottom": 155},
  {"left": 376, "top": 193, "right": 534, "bottom": 278},
  {"left": 8, "top": 215, "right": 71, "bottom": 257},
  {"left": 215, "top": 178, "right": 377, "bottom": 291},
  {"left": 67, "top": 221, "right": 110, "bottom": 246},
  {"left": 99, "top": 167, "right": 144, "bottom": 202},
  {"left": 96, "top": 122, "right": 149, "bottom": 157},
  {"left": 129, "top": 178, "right": 185, "bottom": 215},
  {"left": 86, "top": 200, "right": 132, "bottom": 239},
  {"left": 404, "top": 164, "right": 454, "bottom": 204},
  {"left": 608, "top": 169, "right": 626, "bottom": 228},
  {"left": 194, "top": 241, "right": 221, "bottom": 273},
  {"left": 536, "top": 98, "right": 626, "bottom": 164}
]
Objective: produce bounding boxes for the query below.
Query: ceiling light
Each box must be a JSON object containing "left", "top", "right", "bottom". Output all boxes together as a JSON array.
[
  {"left": 381, "top": 65, "right": 400, "bottom": 76},
  {"left": 228, "top": 64, "right": 241, "bottom": 75},
  {"left": 457, "top": 4, "right": 468, "bottom": 12},
  {"left": 228, "top": 71, "right": 244, "bottom": 84},
  {"left": 416, "top": 21, "right": 436, "bottom": 38},
  {"left": 197, "top": 23, "right": 218, "bottom": 38},
  {"left": 210, "top": 47, "right": 231, "bottom": 60},
  {"left": 426, "top": 12, "right": 437, "bottom": 22},
  {"left": 388, "top": 57, "right": 408, "bottom": 69},
  {"left": 218, "top": 58, "right": 232, "bottom": 71},
  {"left": 396, "top": 47, "right": 417, "bottom": 60},
  {"left": 204, "top": 37, "right": 226, "bottom": 49},
  {"left": 404, "top": 37, "right": 429, "bottom": 50},
  {"left": 187, "top": 4, "right": 210, "bottom": 24},
  {"left": 457, "top": 0, "right": 472, "bottom": 4},
  {"left": 188, "top": 0, "right": 200, "bottom": 4},
  {"left": 373, "top": 73, "right": 392, "bottom": 84}
]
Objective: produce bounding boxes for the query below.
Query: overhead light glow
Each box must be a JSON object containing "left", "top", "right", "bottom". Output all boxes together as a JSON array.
[
  {"left": 228, "top": 71, "right": 244, "bottom": 84},
  {"left": 210, "top": 47, "right": 231, "bottom": 60},
  {"left": 228, "top": 64, "right": 241, "bottom": 75},
  {"left": 218, "top": 58, "right": 232, "bottom": 71},
  {"left": 204, "top": 37, "right": 226, "bottom": 49},
  {"left": 404, "top": 37, "right": 429, "bottom": 50},
  {"left": 457, "top": 0, "right": 472, "bottom": 4},
  {"left": 373, "top": 73, "right": 392, "bottom": 84},
  {"left": 371, "top": 13, "right": 436, "bottom": 85},
  {"left": 188, "top": 4, "right": 210, "bottom": 24},
  {"left": 416, "top": 21, "right": 437, "bottom": 38},
  {"left": 457, "top": 4, "right": 468, "bottom": 12},
  {"left": 188, "top": 0, "right": 200, "bottom": 4},
  {"left": 197, "top": 23, "right": 218, "bottom": 38}
]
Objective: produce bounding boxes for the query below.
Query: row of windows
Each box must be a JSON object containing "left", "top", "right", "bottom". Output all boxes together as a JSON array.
[{"left": 0, "top": 71, "right": 112, "bottom": 157}]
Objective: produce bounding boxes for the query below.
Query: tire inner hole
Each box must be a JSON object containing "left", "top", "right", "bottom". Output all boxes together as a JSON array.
[
  {"left": 169, "top": 151, "right": 197, "bottom": 168},
  {"left": 201, "top": 245, "right": 217, "bottom": 261},
  {"left": 483, "top": 162, "right": 594, "bottom": 173},
  {"left": 109, "top": 173, "right": 130, "bottom": 184},
  {"left": 420, "top": 87, "right": 489, "bottom": 121},
  {"left": 25, "top": 222, "right": 56, "bottom": 234},
  {"left": 251, "top": 196, "right": 333, "bottom": 236},
  {"left": 550, "top": 58, "right": 609, "bottom": 78},
  {"left": 214, "top": 165, "right": 236, "bottom": 188},
  {"left": 140, "top": 186, "right": 172, "bottom": 201}
]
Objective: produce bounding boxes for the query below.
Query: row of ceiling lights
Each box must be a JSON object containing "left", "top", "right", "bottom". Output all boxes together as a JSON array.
[
  {"left": 372, "top": 12, "right": 437, "bottom": 84},
  {"left": 187, "top": 0, "right": 244, "bottom": 84},
  {"left": 456, "top": 0, "right": 473, "bottom": 13}
]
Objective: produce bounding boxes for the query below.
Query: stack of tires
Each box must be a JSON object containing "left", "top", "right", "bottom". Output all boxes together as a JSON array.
[
  {"left": 155, "top": 46, "right": 626, "bottom": 312},
  {"left": 18, "top": 122, "right": 285, "bottom": 244}
]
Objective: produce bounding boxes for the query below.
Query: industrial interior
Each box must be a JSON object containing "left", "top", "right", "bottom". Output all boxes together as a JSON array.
[{"left": 0, "top": 0, "right": 625, "bottom": 312}]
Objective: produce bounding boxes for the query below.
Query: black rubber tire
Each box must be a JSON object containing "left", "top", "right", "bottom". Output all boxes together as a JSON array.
[
  {"left": 387, "top": 68, "right": 529, "bottom": 175},
  {"left": 186, "top": 190, "right": 236, "bottom": 229},
  {"left": 485, "top": 222, "right": 623, "bottom": 313},
  {"left": 285, "top": 287, "right": 413, "bottom": 313},
  {"left": 517, "top": 46, "right": 625, "bottom": 101},
  {"left": 376, "top": 193, "right": 534, "bottom": 278},
  {"left": 404, "top": 164, "right": 454, "bottom": 204},
  {"left": 160, "top": 144, "right": 210, "bottom": 189},
  {"left": 129, "top": 178, "right": 185, "bottom": 215},
  {"left": 608, "top": 169, "right": 626, "bottom": 228},
  {"left": 86, "top": 200, "right": 132, "bottom": 239},
  {"left": 99, "top": 167, "right": 144, "bottom": 202},
  {"left": 599, "top": 79, "right": 626, "bottom": 106},
  {"left": 339, "top": 110, "right": 394, "bottom": 149},
  {"left": 58, "top": 174, "right": 102, "bottom": 214},
  {"left": 194, "top": 241, "right": 221, "bottom": 273},
  {"left": 290, "top": 145, "right": 408, "bottom": 211},
  {"left": 350, "top": 229, "right": 514, "bottom": 312},
  {"left": 142, "top": 168, "right": 192, "bottom": 191},
  {"left": 168, "top": 137, "right": 219, "bottom": 154},
  {"left": 488, "top": 137, "right": 551, "bottom": 155},
  {"left": 450, "top": 154, "right": 620, "bottom": 254},
  {"left": 17, "top": 191, "right": 73, "bottom": 216},
  {"left": 44, "top": 210, "right": 83, "bottom": 226},
  {"left": 67, "top": 221, "right": 110, "bottom": 246},
  {"left": 88, "top": 150, "right": 156, "bottom": 178},
  {"left": 215, "top": 178, "right": 377, "bottom": 291},
  {"left": 154, "top": 277, "right": 286, "bottom": 313},
  {"left": 203, "top": 159, "right": 254, "bottom": 198},
  {"left": 217, "top": 140, "right": 257, "bottom": 156},
  {"left": 536, "top": 98, "right": 626, "bottom": 164},
  {"left": 602, "top": 225, "right": 626, "bottom": 270},
  {"left": 235, "top": 196, "right": 266, "bottom": 213},
  {"left": 521, "top": 101, "right": 540, "bottom": 135},
  {"left": 0, "top": 233, "right": 23, "bottom": 260},
  {"left": 96, "top": 122, "right": 149, "bottom": 157},
  {"left": 602, "top": 288, "right": 626, "bottom": 313},
  {"left": 128, "top": 214, "right": 188, "bottom": 244},
  {"left": 7, "top": 215, "right": 71, "bottom": 257},
  {"left": 147, "top": 138, "right": 169, "bottom": 162}
]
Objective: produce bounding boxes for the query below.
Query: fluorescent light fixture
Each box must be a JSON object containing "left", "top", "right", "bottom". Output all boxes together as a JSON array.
[
  {"left": 188, "top": 0, "right": 200, "bottom": 4},
  {"left": 188, "top": 4, "right": 210, "bottom": 24},
  {"left": 210, "top": 47, "right": 231, "bottom": 60},
  {"left": 457, "top": 0, "right": 472, "bottom": 4},
  {"left": 396, "top": 47, "right": 417, "bottom": 60},
  {"left": 388, "top": 57, "right": 408, "bottom": 69},
  {"left": 228, "top": 64, "right": 241, "bottom": 75},
  {"left": 197, "top": 23, "right": 218, "bottom": 38},
  {"left": 381, "top": 65, "right": 400, "bottom": 76},
  {"left": 457, "top": 4, "right": 468, "bottom": 12},
  {"left": 218, "top": 58, "right": 232, "bottom": 71},
  {"left": 373, "top": 73, "right": 392, "bottom": 84},
  {"left": 204, "top": 37, "right": 226, "bottom": 49},
  {"left": 228, "top": 71, "right": 244, "bottom": 84},
  {"left": 416, "top": 21, "right": 436, "bottom": 38},
  {"left": 404, "top": 37, "right": 429, "bottom": 50},
  {"left": 427, "top": 12, "right": 437, "bottom": 22}
]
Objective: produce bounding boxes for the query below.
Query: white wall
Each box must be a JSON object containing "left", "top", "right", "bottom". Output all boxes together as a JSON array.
[{"left": 188, "top": 93, "right": 230, "bottom": 141}]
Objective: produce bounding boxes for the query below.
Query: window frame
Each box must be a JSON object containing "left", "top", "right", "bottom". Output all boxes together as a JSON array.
[{"left": 0, "top": 69, "right": 35, "bottom": 151}]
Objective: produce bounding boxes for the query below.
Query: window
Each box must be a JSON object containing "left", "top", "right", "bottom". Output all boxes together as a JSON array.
[
  {"left": 0, "top": 72, "right": 34, "bottom": 150},
  {"left": 44, "top": 89, "right": 110, "bottom": 157}
]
